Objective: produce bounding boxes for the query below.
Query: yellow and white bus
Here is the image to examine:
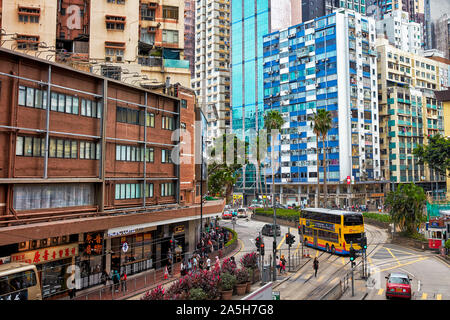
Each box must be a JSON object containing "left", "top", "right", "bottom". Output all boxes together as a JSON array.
[
  {"left": 299, "top": 208, "right": 365, "bottom": 255},
  {"left": 0, "top": 263, "right": 42, "bottom": 300}
]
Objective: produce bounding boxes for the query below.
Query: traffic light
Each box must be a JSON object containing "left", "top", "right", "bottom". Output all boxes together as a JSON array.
[
  {"left": 170, "top": 238, "right": 175, "bottom": 251},
  {"left": 285, "top": 233, "right": 295, "bottom": 247},
  {"left": 349, "top": 247, "right": 356, "bottom": 266},
  {"left": 255, "top": 236, "right": 261, "bottom": 252},
  {"left": 260, "top": 243, "right": 265, "bottom": 256},
  {"left": 361, "top": 237, "right": 367, "bottom": 250},
  {"left": 298, "top": 225, "right": 302, "bottom": 235}
]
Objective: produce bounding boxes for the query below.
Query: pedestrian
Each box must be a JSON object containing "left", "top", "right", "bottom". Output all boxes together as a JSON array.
[
  {"left": 313, "top": 257, "right": 319, "bottom": 277},
  {"left": 276, "top": 256, "right": 281, "bottom": 274},
  {"left": 206, "top": 257, "right": 211, "bottom": 271},
  {"left": 113, "top": 270, "right": 120, "bottom": 292},
  {"left": 180, "top": 260, "right": 186, "bottom": 276},
  {"left": 167, "top": 259, "right": 172, "bottom": 276},
  {"left": 280, "top": 255, "right": 286, "bottom": 274},
  {"left": 120, "top": 271, "right": 127, "bottom": 292},
  {"left": 187, "top": 258, "right": 192, "bottom": 274}
]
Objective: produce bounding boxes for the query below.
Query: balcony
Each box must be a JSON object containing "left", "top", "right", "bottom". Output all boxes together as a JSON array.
[
  {"left": 164, "top": 59, "right": 190, "bottom": 69},
  {"left": 138, "top": 56, "right": 163, "bottom": 67}
]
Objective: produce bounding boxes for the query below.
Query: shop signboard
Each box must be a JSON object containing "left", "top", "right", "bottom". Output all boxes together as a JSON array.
[
  {"left": 84, "top": 233, "right": 103, "bottom": 255},
  {"left": 11, "top": 243, "right": 79, "bottom": 265}
]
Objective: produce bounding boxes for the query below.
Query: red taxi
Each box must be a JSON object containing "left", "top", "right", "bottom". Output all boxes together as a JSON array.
[{"left": 385, "top": 272, "right": 412, "bottom": 299}]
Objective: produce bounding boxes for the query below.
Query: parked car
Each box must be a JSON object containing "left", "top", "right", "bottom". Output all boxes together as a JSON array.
[
  {"left": 261, "top": 223, "right": 281, "bottom": 237},
  {"left": 385, "top": 272, "right": 412, "bottom": 300},
  {"left": 237, "top": 208, "right": 247, "bottom": 218},
  {"left": 222, "top": 210, "right": 232, "bottom": 219}
]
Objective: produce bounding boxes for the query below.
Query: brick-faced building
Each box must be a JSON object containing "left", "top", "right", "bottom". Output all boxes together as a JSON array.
[{"left": 0, "top": 48, "right": 222, "bottom": 298}]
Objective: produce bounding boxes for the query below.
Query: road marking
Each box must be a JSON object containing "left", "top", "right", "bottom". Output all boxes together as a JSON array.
[
  {"left": 317, "top": 275, "right": 324, "bottom": 282},
  {"left": 371, "top": 257, "right": 429, "bottom": 274},
  {"left": 277, "top": 234, "right": 285, "bottom": 250},
  {"left": 386, "top": 248, "right": 401, "bottom": 265},
  {"left": 294, "top": 241, "right": 301, "bottom": 255},
  {"left": 421, "top": 293, "right": 427, "bottom": 300},
  {"left": 341, "top": 257, "right": 346, "bottom": 265},
  {"left": 292, "top": 271, "right": 303, "bottom": 280},
  {"left": 377, "top": 288, "right": 384, "bottom": 295},
  {"left": 436, "top": 294, "right": 442, "bottom": 300},
  {"left": 315, "top": 250, "right": 319, "bottom": 258}
]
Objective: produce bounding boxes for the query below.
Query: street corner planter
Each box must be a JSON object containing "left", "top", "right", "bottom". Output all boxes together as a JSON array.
[
  {"left": 245, "top": 281, "right": 251, "bottom": 294},
  {"left": 235, "top": 283, "right": 247, "bottom": 296},
  {"left": 220, "top": 290, "right": 233, "bottom": 300}
]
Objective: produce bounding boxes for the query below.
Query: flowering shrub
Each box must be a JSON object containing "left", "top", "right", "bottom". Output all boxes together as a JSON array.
[
  {"left": 221, "top": 258, "right": 236, "bottom": 275},
  {"left": 240, "top": 252, "right": 259, "bottom": 270},
  {"left": 141, "top": 285, "right": 165, "bottom": 300},
  {"left": 235, "top": 268, "right": 249, "bottom": 284}
]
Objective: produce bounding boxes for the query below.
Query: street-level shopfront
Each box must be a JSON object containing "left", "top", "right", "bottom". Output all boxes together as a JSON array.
[
  {"left": 106, "top": 221, "right": 188, "bottom": 275},
  {"left": 10, "top": 237, "right": 79, "bottom": 299}
]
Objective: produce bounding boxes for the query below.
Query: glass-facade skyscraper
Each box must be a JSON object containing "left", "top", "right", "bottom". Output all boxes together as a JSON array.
[{"left": 231, "top": 0, "right": 299, "bottom": 202}]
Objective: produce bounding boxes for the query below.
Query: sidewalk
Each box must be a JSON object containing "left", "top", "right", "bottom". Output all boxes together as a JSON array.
[{"left": 63, "top": 241, "right": 243, "bottom": 301}]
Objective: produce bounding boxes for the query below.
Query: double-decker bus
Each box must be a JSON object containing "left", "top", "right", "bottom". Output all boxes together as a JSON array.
[
  {"left": 299, "top": 208, "right": 365, "bottom": 255},
  {"left": 0, "top": 263, "right": 42, "bottom": 300}
]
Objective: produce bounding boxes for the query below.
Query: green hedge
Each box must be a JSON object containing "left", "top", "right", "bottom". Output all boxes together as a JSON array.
[
  {"left": 224, "top": 227, "right": 238, "bottom": 248},
  {"left": 363, "top": 212, "right": 391, "bottom": 223},
  {"left": 254, "top": 208, "right": 300, "bottom": 221}
]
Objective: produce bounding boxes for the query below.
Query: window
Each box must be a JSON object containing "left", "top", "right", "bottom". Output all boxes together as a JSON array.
[
  {"left": 81, "top": 99, "right": 102, "bottom": 118},
  {"left": 115, "top": 145, "right": 154, "bottom": 162},
  {"left": 162, "top": 30, "right": 179, "bottom": 44},
  {"left": 116, "top": 106, "right": 145, "bottom": 125},
  {"left": 162, "top": 116, "right": 174, "bottom": 130},
  {"left": 141, "top": 5, "right": 155, "bottom": 21},
  {"left": 105, "top": 42, "right": 125, "bottom": 59},
  {"left": 161, "top": 149, "right": 172, "bottom": 163},
  {"left": 16, "top": 34, "right": 39, "bottom": 50},
  {"left": 14, "top": 184, "right": 95, "bottom": 210},
  {"left": 18, "top": 86, "right": 48, "bottom": 109},
  {"left": 146, "top": 112, "right": 155, "bottom": 127},
  {"left": 16, "top": 136, "right": 45, "bottom": 157},
  {"left": 18, "top": 7, "right": 40, "bottom": 23},
  {"left": 160, "top": 182, "right": 175, "bottom": 197},
  {"left": 49, "top": 138, "right": 78, "bottom": 159},
  {"left": 79, "top": 141, "right": 100, "bottom": 160},
  {"left": 105, "top": 15, "right": 126, "bottom": 30},
  {"left": 115, "top": 183, "right": 142, "bottom": 200},
  {"left": 162, "top": 6, "right": 178, "bottom": 20},
  {"left": 180, "top": 99, "right": 187, "bottom": 108}
]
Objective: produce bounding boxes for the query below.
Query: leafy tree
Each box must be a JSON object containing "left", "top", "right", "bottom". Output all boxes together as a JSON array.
[
  {"left": 385, "top": 183, "right": 427, "bottom": 235},
  {"left": 264, "top": 110, "right": 285, "bottom": 199},
  {"left": 310, "top": 109, "right": 332, "bottom": 206},
  {"left": 208, "top": 134, "right": 248, "bottom": 204},
  {"left": 414, "top": 134, "right": 450, "bottom": 177}
]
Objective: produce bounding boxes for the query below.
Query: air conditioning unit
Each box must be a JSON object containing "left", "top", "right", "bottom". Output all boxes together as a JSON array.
[
  {"left": 116, "top": 56, "right": 123, "bottom": 62},
  {"left": 105, "top": 56, "right": 112, "bottom": 62}
]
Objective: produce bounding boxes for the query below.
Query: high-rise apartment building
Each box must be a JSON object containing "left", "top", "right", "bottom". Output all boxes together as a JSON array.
[
  {"left": 262, "top": 9, "right": 384, "bottom": 207},
  {"left": 184, "top": 0, "right": 196, "bottom": 76},
  {"left": 193, "top": 0, "right": 231, "bottom": 145},
  {"left": 376, "top": 37, "right": 447, "bottom": 191},
  {"left": 432, "top": 14, "right": 450, "bottom": 59},
  {"left": 0, "top": 0, "right": 191, "bottom": 88},
  {"left": 367, "top": 0, "right": 428, "bottom": 48},
  {"left": 302, "top": 0, "right": 367, "bottom": 22},
  {"left": 230, "top": 0, "right": 300, "bottom": 202},
  {"left": 376, "top": 10, "right": 423, "bottom": 55}
]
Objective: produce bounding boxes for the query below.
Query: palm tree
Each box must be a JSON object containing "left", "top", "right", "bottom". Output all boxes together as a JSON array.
[
  {"left": 263, "top": 109, "right": 284, "bottom": 281},
  {"left": 310, "top": 109, "right": 332, "bottom": 207},
  {"left": 385, "top": 183, "right": 426, "bottom": 235}
]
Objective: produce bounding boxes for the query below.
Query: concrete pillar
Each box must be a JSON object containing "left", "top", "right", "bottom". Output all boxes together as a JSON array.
[
  {"left": 336, "top": 184, "right": 340, "bottom": 207},
  {"left": 188, "top": 220, "right": 197, "bottom": 257},
  {"left": 105, "top": 238, "right": 111, "bottom": 274}
]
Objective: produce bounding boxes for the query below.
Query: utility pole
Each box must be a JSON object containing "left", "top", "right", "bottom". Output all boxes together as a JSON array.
[{"left": 271, "top": 133, "right": 277, "bottom": 282}]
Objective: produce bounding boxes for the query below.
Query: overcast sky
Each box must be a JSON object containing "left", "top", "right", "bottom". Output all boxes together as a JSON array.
[{"left": 430, "top": 0, "right": 450, "bottom": 21}]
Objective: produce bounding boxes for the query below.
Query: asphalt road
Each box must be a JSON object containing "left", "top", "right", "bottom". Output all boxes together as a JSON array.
[{"left": 222, "top": 216, "right": 450, "bottom": 300}]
